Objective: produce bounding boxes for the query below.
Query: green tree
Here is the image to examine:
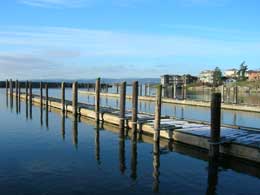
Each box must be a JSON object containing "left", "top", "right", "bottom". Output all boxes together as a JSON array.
[{"left": 213, "top": 67, "right": 222, "bottom": 87}]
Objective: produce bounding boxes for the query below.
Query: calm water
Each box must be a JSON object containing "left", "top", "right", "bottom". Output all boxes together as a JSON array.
[{"left": 1, "top": 89, "right": 260, "bottom": 194}]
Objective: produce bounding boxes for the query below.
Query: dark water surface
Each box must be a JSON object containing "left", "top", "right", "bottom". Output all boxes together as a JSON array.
[{"left": 0, "top": 90, "right": 260, "bottom": 195}]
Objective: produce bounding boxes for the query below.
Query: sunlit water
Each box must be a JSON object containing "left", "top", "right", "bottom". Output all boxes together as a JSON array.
[{"left": 0, "top": 89, "right": 260, "bottom": 194}]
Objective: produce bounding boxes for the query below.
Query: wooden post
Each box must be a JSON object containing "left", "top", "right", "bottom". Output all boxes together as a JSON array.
[
  {"left": 10, "top": 79, "right": 13, "bottom": 96},
  {"left": 144, "top": 84, "right": 147, "bottom": 96},
  {"left": 61, "top": 82, "right": 65, "bottom": 112},
  {"left": 25, "top": 80, "right": 28, "bottom": 103},
  {"left": 45, "top": 83, "right": 49, "bottom": 111},
  {"left": 15, "top": 80, "right": 18, "bottom": 98},
  {"left": 132, "top": 81, "right": 138, "bottom": 140},
  {"left": 18, "top": 82, "right": 21, "bottom": 112},
  {"left": 140, "top": 84, "right": 143, "bottom": 96},
  {"left": 95, "top": 78, "right": 101, "bottom": 121},
  {"left": 72, "top": 81, "right": 78, "bottom": 116},
  {"left": 119, "top": 81, "right": 126, "bottom": 133},
  {"left": 209, "top": 93, "right": 221, "bottom": 158},
  {"left": 29, "top": 81, "right": 32, "bottom": 106},
  {"left": 154, "top": 85, "right": 162, "bottom": 142},
  {"left": 40, "top": 82, "right": 43, "bottom": 109},
  {"left": 233, "top": 85, "right": 238, "bottom": 104},
  {"left": 221, "top": 85, "right": 224, "bottom": 103},
  {"left": 173, "top": 82, "right": 177, "bottom": 99},
  {"left": 6, "top": 79, "right": 8, "bottom": 95}
]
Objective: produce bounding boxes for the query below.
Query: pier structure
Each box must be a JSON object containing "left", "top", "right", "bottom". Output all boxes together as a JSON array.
[{"left": 5, "top": 79, "right": 260, "bottom": 163}]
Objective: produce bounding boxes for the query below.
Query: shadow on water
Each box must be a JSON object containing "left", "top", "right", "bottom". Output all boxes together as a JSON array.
[{"left": 3, "top": 95, "right": 260, "bottom": 194}]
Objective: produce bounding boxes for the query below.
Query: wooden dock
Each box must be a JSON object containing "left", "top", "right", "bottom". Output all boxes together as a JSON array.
[
  {"left": 79, "top": 90, "right": 260, "bottom": 113},
  {"left": 7, "top": 86, "right": 260, "bottom": 163}
]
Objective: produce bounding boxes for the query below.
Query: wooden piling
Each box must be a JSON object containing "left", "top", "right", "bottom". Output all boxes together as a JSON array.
[
  {"left": 25, "top": 81, "right": 28, "bottom": 103},
  {"left": 10, "top": 79, "right": 13, "bottom": 96},
  {"left": 61, "top": 82, "right": 65, "bottom": 112},
  {"left": 119, "top": 81, "right": 126, "bottom": 132},
  {"left": 95, "top": 78, "right": 101, "bottom": 121},
  {"left": 131, "top": 81, "right": 138, "bottom": 140},
  {"left": 154, "top": 85, "right": 162, "bottom": 142},
  {"left": 45, "top": 83, "right": 48, "bottom": 111},
  {"left": 6, "top": 79, "right": 8, "bottom": 95},
  {"left": 173, "top": 83, "right": 177, "bottom": 99},
  {"left": 15, "top": 80, "right": 18, "bottom": 98},
  {"left": 72, "top": 82, "right": 78, "bottom": 116},
  {"left": 221, "top": 85, "right": 224, "bottom": 103},
  {"left": 29, "top": 81, "right": 32, "bottom": 106},
  {"left": 209, "top": 93, "right": 221, "bottom": 158},
  {"left": 234, "top": 85, "right": 238, "bottom": 104},
  {"left": 40, "top": 82, "right": 43, "bottom": 109}
]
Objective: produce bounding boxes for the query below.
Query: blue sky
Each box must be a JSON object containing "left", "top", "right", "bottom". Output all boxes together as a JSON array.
[{"left": 0, "top": 0, "right": 259, "bottom": 79}]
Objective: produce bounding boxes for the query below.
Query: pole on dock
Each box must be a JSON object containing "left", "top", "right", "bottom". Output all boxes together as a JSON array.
[
  {"left": 209, "top": 93, "right": 221, "bottom": 159},
  {"left": 140, "top": 84, "right": 143, "bottom": 96},
  {"left": 233, "top": 85, "right": 238, "bottom": 104},
  {"left": 29, "top": 81, "right": 32, "bottom": 106},
  {"left": 10, "top": 79, "right": 13, "bottom": 97},
  {"left": 40, "top": 82, "right": 43, "bottom": 110},
  {"left": 132, "top": 81, "right": 138, "bottom": 140},
  {"left": 25, "top": 81, "right": 28, "bottom": 103},
  {"left": 61, "top": 82, "right": 65, "bottom": 112},
  {"left": 119, "top": 81, "right": 126, "bottom": 134},
  {"left": 173, "top": 82, "right": 177, "bottom": 99},
  {"left": 45, "top": 83, "right": 49, "bottom": 112},
  {"left": 6, "top": 79, "right": 9, "bottom": 95},
  {"left": 18, "top": 82, "right": 21, "bottom": 112},
  {"left": 154, "top": 85, "right": 162, "bottom": 142},
  {"left": 221, "top": 85, "right": 224, "bottom": 103},
  {"left": 72, "top": 81, "right": 78, "bottom": 116},
  {"left": 95, "top": 78, "right": 101, "bottom": 121},
  {"left": 15, "top": 80, "right": 18, "bottom": 98}
]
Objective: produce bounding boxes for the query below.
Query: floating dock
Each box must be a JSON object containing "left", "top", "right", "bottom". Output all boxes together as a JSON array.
[
  {"left": 8, "top": 91, "right": 260, "bottom": 163},
  {"left": 79, "top": 90, "right": 260, "bottom": 113}
]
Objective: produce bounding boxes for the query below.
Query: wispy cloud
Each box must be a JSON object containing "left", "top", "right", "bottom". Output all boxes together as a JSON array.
[{"left": 0, "top": 25, "right": 259, "bottom": 78}]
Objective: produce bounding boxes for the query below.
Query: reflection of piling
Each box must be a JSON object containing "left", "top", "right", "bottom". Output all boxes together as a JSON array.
[
  {"left": 95, "top": 78, "right": 100, "bottom": 121},
  {"left": 119, "top": 135, "right": 126, "bottom": 174},
  {"left": 119, "top": 81, "right": 126, "bottom": 135},
  {"left": 72, "top": 82, "right": 78, "bottom": 116},
  {"left": 154, "top": 85, "right": 162, "bottom": 142},
  {"left": 72, "top": 117, "right": 78, "bottom": 149},
  {"left": 95, "top": 121, "right": 101, "bottom": 164},
  {"left": 209, "top": 93, "right": 221, "bottom": 159},
  {"left": 131, "top": 81, "right": 138, "bottom": 140},
  {"left": 130, "top": 136, "right": 137, "bottom": 180},
  {"left": 61, "top": 113, "right": 65, "bottom": 140},
  {"left": 206, "top": 157, "right": 219, "bottom": 195},
  {"left": 153, "top": 139, "right": 160, "bottom": 193}
]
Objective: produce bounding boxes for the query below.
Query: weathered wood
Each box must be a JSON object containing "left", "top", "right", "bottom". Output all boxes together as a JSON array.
[
  {"left": 209, "top": 93, "right": 221, "bottom": 158},
  {"left": 95, "top": 78, "right": 101, "bottom": 121},
  {"left": 25, "top": 81, "right": 28, "bottom": 103},
  {"left": 72, "top": 82, "right": 78, "bottom": 116},
  {"left": 131, "top": 81, "right": 138, "bottom": 140},
  {"left": 6, "top": 79, "right": 8, "bottom": 95},
  {"left": 61, "top": 82, "right": 65, "bottom": 112},
  {"left": 119, "top": 81, "right": 126, "bottom": 132},
  {"left": 154, "top": 85, "right": 162, "bottom": 142},
  {"left": 40, "top": 82, "right": 43, "bottom": 109},
  {"left": 45, "top": 83, "right": 49, "bottom": 111}
]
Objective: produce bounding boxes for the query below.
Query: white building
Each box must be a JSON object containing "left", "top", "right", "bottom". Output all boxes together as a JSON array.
[
  {"left": 224, "top": 69, "right": 237, "bottom": 78},
  {"left": 198, "top": 70, "right": 214, "bottom": 84}
]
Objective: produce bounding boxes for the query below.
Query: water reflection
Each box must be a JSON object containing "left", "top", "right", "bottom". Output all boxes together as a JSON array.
[
  {"left": 61, "top": 113, "right": 65, "bottom": 140},
  {"left": 130, "top": 133, "right": 138, "bottom": 180},
  {"left": 119, "top": 127, "right": 126, "bottom": 174},
  {"left": 206, "top": 157, "right": 219, "bottom": 195},
  {"left": 152, "top": 139, "right": 160, "bottom": 193},
  {"left": 45, "top": 106, "right": 49, "bottom": 128},
  {"left": 72, "top": 116, "right": 78, "bottom": 149},
  {"left": 95, "top": 121, "right": 101, "bottom": 164}
]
